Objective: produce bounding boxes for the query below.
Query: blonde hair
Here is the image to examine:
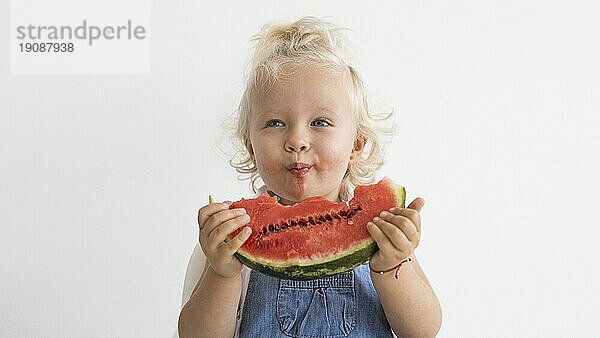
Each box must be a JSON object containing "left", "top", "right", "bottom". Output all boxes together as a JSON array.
[{"left": 225, "top": 16, "right": 397, "bottom": 202}]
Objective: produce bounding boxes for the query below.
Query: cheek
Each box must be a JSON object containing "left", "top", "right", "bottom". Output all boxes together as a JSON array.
[
  {"left": 317, "top": 142, "right": 353, "bottom": 168},
  {"left": 252, "top": 140, "right": 279, "bottom": 171}
]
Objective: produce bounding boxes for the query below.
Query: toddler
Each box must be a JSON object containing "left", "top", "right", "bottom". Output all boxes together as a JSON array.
[{"left": 178, "top": 16, "right": 442, "bottom": 338}]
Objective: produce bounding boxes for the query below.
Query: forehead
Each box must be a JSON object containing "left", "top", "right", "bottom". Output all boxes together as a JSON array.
[{"left": 251, "top": 64, "right": 352, "bottom": 117}]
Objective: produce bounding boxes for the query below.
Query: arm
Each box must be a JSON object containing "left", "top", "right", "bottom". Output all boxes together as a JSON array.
[
  {"left": 178, "top": 200, "right": 252, "bottom": 338},
  {"left": 178, "top": 264, "right": 242, "bottom": 338},
  {"left": 367, "top": 197, "right": 442, "bottom": 337},
  {"left": 371, "top": 252, "right": 442, "bottom": 337}
]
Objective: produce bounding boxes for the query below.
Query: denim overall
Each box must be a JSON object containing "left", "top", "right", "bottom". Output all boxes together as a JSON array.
[{"left": 238, "top": 263, "right": 394, "bottom": 337}]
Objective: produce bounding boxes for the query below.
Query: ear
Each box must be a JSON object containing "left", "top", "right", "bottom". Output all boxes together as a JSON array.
[
  {"left": 244, "top": 136, "right": 255, "bottom": 158},
  {"left": 350, "top": 135, "right": 366, "bottom": 162}
]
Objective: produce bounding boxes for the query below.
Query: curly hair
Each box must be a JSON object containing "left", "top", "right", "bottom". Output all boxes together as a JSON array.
[{"left": 223, "top": 16, "right": 397, "bottom": 202}]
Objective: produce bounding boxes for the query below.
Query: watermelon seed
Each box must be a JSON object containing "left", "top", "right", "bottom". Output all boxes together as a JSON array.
[{"left": 255, "top": 205, "right": 365, "bottom": 239}]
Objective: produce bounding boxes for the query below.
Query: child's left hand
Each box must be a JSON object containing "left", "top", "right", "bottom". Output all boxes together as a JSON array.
[{"left": 366, "top": 197, "right": 425, "bottom": 271}]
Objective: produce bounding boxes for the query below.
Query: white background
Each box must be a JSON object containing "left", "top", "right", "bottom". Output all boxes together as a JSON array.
[{"left": 1, "top": 1, "right": 599, "bottom": 337}]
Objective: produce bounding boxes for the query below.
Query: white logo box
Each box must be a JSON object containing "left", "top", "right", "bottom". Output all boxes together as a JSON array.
[{"left": 10, "top": 0, "right": 151, "bottom": 74}]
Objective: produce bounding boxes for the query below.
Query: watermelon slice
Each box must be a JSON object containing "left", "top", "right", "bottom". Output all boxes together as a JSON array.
[{"left": 226, "top": 177, "right": 406, "bottom": 280}]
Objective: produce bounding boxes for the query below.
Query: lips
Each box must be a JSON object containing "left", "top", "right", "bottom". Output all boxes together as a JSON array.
[
  {"left": 287, "top": 162, "right": 312, "bottom": 177},
  {"left": 286, "top": 162, "right": 312, "bottom": 170}
]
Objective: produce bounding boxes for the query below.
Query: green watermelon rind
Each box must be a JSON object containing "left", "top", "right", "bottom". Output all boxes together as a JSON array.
[
  {"left": 392, "top": 182, "right": 407, "bottom": 209},
  {"left": 234, "top": 239, "right": 378, "bottom": 280},
  {"left": 234, "top": 181, "right": 406, "bottom": 281}
]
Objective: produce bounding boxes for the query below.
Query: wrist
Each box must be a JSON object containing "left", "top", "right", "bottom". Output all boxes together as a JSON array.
[
  {"left": 369, "top": 256, "right": 412, "bottom": 279},
  {"left": 208, "top": 264, "right": 243, "bottom": 281}
]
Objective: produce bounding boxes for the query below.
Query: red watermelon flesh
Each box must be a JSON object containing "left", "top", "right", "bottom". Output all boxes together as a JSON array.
[{"left": 227, "top": 177, "right": 406, "bottom": 280}]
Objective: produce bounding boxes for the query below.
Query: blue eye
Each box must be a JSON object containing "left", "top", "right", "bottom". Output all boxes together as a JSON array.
[
  {"left": 266, "top": 119, "right": 284, "bottom": 128},
  {"left": 311, "top": 118, "right": 331, "bottom": 127}
]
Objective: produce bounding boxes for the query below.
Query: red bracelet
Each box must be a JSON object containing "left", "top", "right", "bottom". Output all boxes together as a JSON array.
[{"left": 369, "top": 257, "right": 413, "bottom": 279}]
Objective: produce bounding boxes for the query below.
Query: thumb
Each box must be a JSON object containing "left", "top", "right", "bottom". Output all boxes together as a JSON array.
[{"left": 407, "top": 197, "right": 425, "bottom": 212}]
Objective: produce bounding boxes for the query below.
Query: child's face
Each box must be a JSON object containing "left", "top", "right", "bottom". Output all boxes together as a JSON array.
[{"left": 247, "top": 64, "right": 363, "bottom": 205}]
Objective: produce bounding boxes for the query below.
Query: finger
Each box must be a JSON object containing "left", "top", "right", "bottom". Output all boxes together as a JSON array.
[
  {"left": 203, "top": 207, "right": 247, "bottom": 235},
  {"left": 387, "top": 207, "right": 421, "bottom": 234},
  {"left": 224, "top": 226, "right": 253, "bottom": 255},
  {"left": 202, "top": 209, "right": 248, "bottom": 246},
  {"left": 206, "top": 214, "right": 251, "bottom": 248},
  {"left": 372, "top": 216, "right": 411, "bottom": 253},
  {"left": 198, "top": 202, "right": 234, "bottom": 230},
  {"left": 198, "top": 202, "right": 231, "bottom": 229},
  {"left": 378, "top": 211, "right": 420, "bottom": 244},
  {"left": 407, "top": 197, "right": 425, "bottom": 212},
  {"left": 366, "top": 221, "right": 398, "bottom": 255}
]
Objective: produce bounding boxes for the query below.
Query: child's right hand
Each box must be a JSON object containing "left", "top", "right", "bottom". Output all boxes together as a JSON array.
[{"left": 197, "top": 201, "right": 252, "bottom": 278}]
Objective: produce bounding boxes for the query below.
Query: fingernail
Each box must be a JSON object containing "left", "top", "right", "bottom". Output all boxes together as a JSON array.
[{"left": 380, "top": 211, "right": 389, "bottom": 217}]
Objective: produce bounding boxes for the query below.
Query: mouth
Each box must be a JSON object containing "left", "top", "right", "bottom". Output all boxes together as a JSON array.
[{"left": 287, "top": 162, "right": 312, "bottom": 178}]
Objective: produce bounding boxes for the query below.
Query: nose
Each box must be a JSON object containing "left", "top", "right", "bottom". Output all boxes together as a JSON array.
[
  {"left": 284, "top": 129, "right": 310, "bottom": 153},
  {"left": 286, "top": 143, "right": 309, "bottom": 152}
]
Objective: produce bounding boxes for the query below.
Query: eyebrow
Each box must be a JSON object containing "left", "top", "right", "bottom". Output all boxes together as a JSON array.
[
  {"left": 259, "top": 106, "right": 340, "bottom": 118},
  {"left": 316, "top": 106, "right": 339, "bottom": 115}
]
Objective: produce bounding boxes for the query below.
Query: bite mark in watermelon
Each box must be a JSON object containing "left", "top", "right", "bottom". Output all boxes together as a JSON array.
[{"left": 227, "top": 177, "right": 406, "bottom": 280}]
